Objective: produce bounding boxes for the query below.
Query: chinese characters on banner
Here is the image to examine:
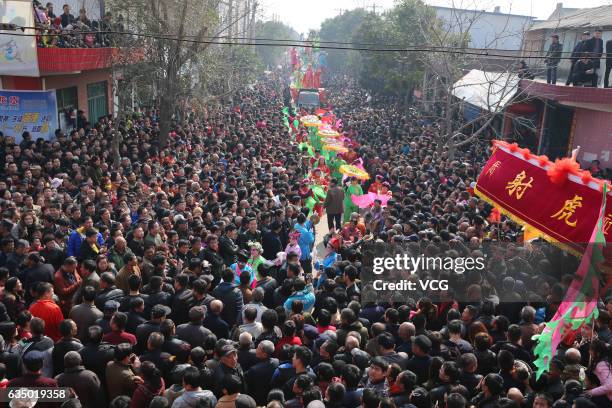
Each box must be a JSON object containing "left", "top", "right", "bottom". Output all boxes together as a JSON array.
[
  {"left": 0, "top": 90, "right": 58, "bottom": 142},
  {"left": 475, "top": 141, "right": 612, "bottom": 256},
  {"left": 0, "top": 0, "right": 40, "bottom": 77}
]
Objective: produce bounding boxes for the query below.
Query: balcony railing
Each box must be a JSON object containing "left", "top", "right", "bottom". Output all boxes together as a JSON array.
[{"left": 36, "top": 47, "right": 144, "bottom": 74}]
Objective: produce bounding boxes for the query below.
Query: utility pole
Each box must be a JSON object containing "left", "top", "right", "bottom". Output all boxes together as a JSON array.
[
  {"left": 249, "top": 1, "right": 258, "bottom": 41},
  {"left": 227, "top": 0, "right": 234, "bottom": 38}
]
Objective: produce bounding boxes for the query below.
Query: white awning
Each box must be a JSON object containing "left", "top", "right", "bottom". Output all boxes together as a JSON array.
[{"left": 452, "top": 69, "right": 520, "bottom": 112}]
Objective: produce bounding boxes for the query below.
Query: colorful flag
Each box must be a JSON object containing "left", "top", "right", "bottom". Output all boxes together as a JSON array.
[{"left": 532, "top": 184, "right": 608, "bottom": 378}]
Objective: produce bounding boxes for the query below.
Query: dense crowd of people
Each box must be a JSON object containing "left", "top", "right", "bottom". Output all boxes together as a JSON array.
[
  {"left": 33, "top": 2, "right": 118, "bottom": 48},
  {"left": 0, "top": 71, "right": 611, "bottom": 408}
]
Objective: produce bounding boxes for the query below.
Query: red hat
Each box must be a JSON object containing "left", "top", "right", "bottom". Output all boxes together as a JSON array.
[{"left": 328, "top": 237, "right": 341, "bottom": 251}]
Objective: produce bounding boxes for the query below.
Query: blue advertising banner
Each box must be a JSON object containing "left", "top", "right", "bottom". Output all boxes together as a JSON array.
[{"left": 0, "top": 90, "right": 58, "bottom": 142}]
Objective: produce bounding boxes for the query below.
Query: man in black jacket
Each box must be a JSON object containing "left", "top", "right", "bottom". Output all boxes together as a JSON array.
[
  {"left": 134, "top": 304, "right": 170, "bottom": 354},
  {"left": 237, "top": 217, "right": 262, "bottom": 251},
  {"left": 212, "top": 268, "right": 244, "bottom": 327},
  {"left": 212, "top": 344, "right": 247, "bottom": 398},
  {"left": 262, "top": 221, "right": 283, "bottom": 261},
  {"left": 545, "top": 34, "right": 563, "bottom": 84},
  {"left": 160, "top": 318, "right": 191, "bottom": 364},
  {"left": 245, "top": 340, "right": 279, "bottom": 406},
  {"left": 605, "top": 39, "right": 612, "bottom": 87},
  {"left": 78, "top": 325, "right": 115, "bottom": 388},
  {"left": 19, "top": 252, "right": 54, "bottom": 300},
  {"left": 587, "top": 29, "right": 604, "bottom": 86},
  {"left": 219, "top": 224, "right": 239, "bottom": 266},
  {"left": 566, "top": 31, "right": 591, "bottom": 85},
  {"left": 51, "top": 319, "right": 83, "bottom": 376},
  {"left": 176, "top": 305, "right": 214, "bottom": 348},
  {"left": 572, "top": 54, "right": 595, "bottom": 86},
  {"left": 94, "top": 273, "right": 124, "bottom": 311}
]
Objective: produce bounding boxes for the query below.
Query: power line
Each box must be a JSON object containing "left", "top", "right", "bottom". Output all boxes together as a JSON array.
[
  {"left": 0, "top": 28, "right": 591, "bottom": 59},
  {"left": 6, "top": 25, "right": 576, "bottom": 54}
]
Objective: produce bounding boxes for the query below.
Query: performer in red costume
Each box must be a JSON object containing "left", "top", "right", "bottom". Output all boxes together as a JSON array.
[
  {"left": 303, "top": 64, "right": 314, "bottom": 88},
  {"left": 290, "top": 47, "right": 299, "bottom": 70},
  {"left": 313, "top": 67, "right": 322, "bottom": 89},
  {"left": 310, "top": 168, "right": 328, "bottom": 188},
  {"left": 368, "top": 175, "right": 384, "bottom": 194},
  {"left": 315, "top": 157, "right": 331, "bottom": 176}
]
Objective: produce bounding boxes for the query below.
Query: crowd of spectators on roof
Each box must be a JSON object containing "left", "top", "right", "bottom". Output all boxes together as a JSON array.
[{"left": 33, "top": 1, "right": 120, "bottom": 48}]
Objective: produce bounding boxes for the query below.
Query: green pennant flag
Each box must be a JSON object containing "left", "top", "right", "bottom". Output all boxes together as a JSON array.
[
  {"left": 311, "top": 185, "right": 327, "bottom": 201},
  {"left": 305, "top": 196, "right": 317, "bottom": 211},
  {"left": 293, "top": 119, "right": 299, "bottom": 129},
  {"left": 282, "top": 107, "right": 289, "bottom": 116}
]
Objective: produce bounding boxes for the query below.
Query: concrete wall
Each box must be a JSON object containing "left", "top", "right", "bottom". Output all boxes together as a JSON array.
[
  {"left": 572, "top": 108, "right": 612, "bottom": 169},
  {"left": 434, "top": 7, "right": 534, "bottom": 50}
]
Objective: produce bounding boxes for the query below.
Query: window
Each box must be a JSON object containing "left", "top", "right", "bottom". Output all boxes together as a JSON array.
[
  {"left": 87, "top": 81, "right": 108, "bottom": 123},
  {"left": 56, "top": 87, "right": 78, "bottom": 111}
]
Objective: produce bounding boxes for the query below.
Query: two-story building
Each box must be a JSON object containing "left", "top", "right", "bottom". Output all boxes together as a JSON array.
[
  {"left": 0, "top": 0, "right": 140, "bottom": 141},
  {"left": 522, "top": 5, "right": 612, "bottom": 84}
]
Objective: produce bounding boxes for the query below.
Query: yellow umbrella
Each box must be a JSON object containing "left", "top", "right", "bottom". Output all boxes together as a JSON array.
[
  {"left": 300, "top": 115, "right": 319, "bottom": 123},
  {"left": 339, "top": 164, "right": 370, "bottom": 180},
  {"left": 318, "top": 128, "right": 341, "bottom": 138},
  {"left": 321, "top": 137, "right": 342, "bottom": 145},
  {"left": 323, "top": 144, "right": 348, "bottom": 153}
]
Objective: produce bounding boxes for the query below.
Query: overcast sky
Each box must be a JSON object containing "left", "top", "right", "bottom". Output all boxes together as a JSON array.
[{"left": 261, "top": 0, "right": 612, "bottom": 34}]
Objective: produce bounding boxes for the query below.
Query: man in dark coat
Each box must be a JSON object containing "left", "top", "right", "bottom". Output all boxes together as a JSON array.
[
  {"left": 55, "top": 351, "right": 104, "bottom": 408},
  {"left": 51, "top": 319, "right": 83, "bottom": 376},
  {"left": 212, "top": 344, "right": 247, "bottom": 398},
  {"left": 245, "top": 340, "right": 279, "bottom": 406},
  {"left": 587, "top": 29, "right": 604, "bottom": 86},
  {"left": 219, "top": 224, "right": 239, "bottom": 266},
  {"left": 78, "top": 325, "right": 115, "bottom": 389},
  {"left": 566, "top": 31, "right": 591, "bottom": 85},
  {"left": 572, "top": 55, "right": 595, "bottom": 86},
  {"left": 605, "top": 39, "right": 612, "bottom": 88},
  {"left": 212, "top": 268, "right": 244, "bottom": 327},
  {"left": 176, "top": 305, "right": 214, "bottom": 348},
  {"left": 262, "top": 221, "right": 283, "bottom": 260},
  {"left": 324, "top": 178, "right": 345, "bottom": 231},
  {"left": 544, "top": 34, "right": 563, "bottom": 84}
]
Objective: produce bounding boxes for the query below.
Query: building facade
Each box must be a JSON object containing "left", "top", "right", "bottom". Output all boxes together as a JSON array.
[
  {"left": 433, "top": 6, "right": 535, "bottom": 50},
  {"left": 522, "top": 5, "right": 612, "bottom": 84}
]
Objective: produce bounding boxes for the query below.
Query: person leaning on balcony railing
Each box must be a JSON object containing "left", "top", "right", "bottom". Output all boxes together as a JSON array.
[
  {"left": 566, "top": 31, "right": 591, "bottom": 86},
  {"left": 60, "top": 4, "right": 76, "bottom": 28},
  {"left": 586, "top": 29, "right": 604, "bottom": 87},
  {"left": 544, "top": 34, "right": 563, "bottom": 85},
  {"left": 77, "top": 8, "right": 92, "bottom": 28},
  {"left": 571, "top": 53, "right": 596, "bottom": 87}
]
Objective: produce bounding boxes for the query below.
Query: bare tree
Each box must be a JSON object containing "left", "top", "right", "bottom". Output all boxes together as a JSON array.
[
  {"left": 415, "top": 0, "right": 538, "bottom": 156},
  {"left": 109, "top": 0, "right": 257, "bottom": 147}
]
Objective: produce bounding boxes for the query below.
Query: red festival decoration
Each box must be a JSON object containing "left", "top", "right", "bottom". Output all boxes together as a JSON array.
[{"left": 475, "top": 140, "right": 612, "bottom": 256}]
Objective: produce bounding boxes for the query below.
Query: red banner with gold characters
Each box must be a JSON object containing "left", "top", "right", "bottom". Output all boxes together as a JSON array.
[{"left": 475, "top": 141, "right": 612, "bottom": 255}]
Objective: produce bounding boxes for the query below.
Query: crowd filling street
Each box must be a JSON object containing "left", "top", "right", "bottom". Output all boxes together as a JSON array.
[{"left": 0, "top": 72, "right": 611, "bottom": 408}]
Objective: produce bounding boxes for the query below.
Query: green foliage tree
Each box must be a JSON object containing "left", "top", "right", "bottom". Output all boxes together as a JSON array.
[
  {"left": 351, "top": 0, "right": 433, "bottom": 102},
  {"left": 318, "top": 8, "right": 368, "bottom": 75},
  {"left": 254, "top": 20, "right": 299, "bottom": 68}
]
